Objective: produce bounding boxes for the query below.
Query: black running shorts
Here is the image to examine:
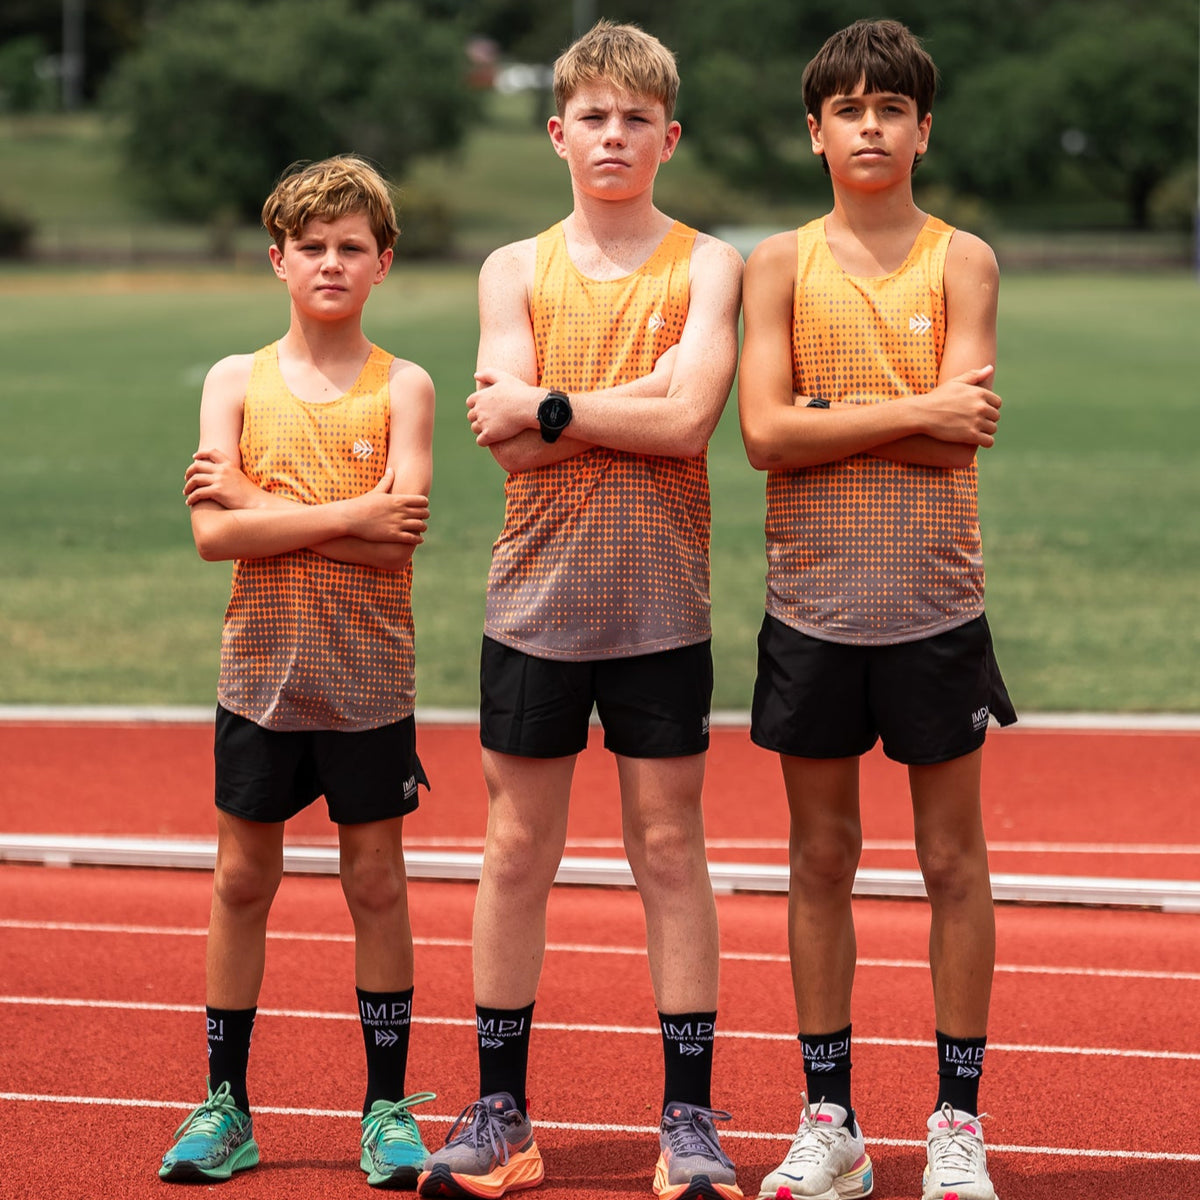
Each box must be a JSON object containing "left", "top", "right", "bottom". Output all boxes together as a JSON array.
[
  {"left": 214, "top": 706, "right": 429, "bottom": 825},
  {"left": 479, "top": 637, "right": 713, "bottom": 759},
  {"left": 750, "top": 613, "right": 1016, "bottom": 765}
]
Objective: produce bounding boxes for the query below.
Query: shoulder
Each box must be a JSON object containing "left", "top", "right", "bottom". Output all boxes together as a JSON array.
[
  {"left": 201, "top": 353, "right": 255, "bottom": 403},
  {"left": 480, "top": 237, "right": 538, "bottom": 289},
  {"left": 387, "top": 356, "right": 435, "bottom": 408},
  {"left": 744, "top": 230, "right": 799, "bottom": 295},
  {"left": 945, "top": 228, "right": 999, "bottom": 286},
  {"left": 691, "top": 230, "right": 745, "bottom": 281}
]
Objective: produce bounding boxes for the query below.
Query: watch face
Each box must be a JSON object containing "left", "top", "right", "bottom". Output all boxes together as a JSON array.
[{"left": 541, "top": 393, "right": 571, "bottom": 429}]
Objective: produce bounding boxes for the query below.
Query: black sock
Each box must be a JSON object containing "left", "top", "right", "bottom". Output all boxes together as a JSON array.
[
  {"left": 357, "top": 987, "right": 414, "bottom": 1117},
  {"left": 206, "top": 1006, "right": 255, "bottom": 1114},
  {"left": 476, "top": 1002, "right": 535, "bottom": 1115},
  {"left": 659, "top": 1010, "right": 716, "bottom": 1112},
  {"left": 936, "top": 1030, "right": 987, "bottom": 1115},
  {"left": 799, "top": 1024, "right": 854, "bottom": 1120}
]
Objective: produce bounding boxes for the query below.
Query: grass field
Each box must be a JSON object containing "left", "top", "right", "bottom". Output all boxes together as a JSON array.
[{"left": 1, "top": 264, "right": 1197, "bottom": 712}]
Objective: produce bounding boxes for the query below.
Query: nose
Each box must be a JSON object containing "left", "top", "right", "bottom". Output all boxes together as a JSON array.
[
  {"left": 321, "top": 248, "right": 343, "bottom": 272},
  {"left": 602, "top": 116, "right": 626, "bottom": 145}
]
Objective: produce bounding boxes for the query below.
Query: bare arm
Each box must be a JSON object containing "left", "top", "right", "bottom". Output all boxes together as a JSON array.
[
  {"left": 186, "top": 356, "right": 427, "bottom": 564},
  {"left": 739, "top": 230, "right": 1001, "bottom": 471},
  {"left": 471, "top": 233, "right": 744, "bottom": 464},
  {"left": 312, "top": 359, "right": 435, "bottom": 570},
  {"left": 872, "top": 230, "right": 1001, "bottom": 467}
]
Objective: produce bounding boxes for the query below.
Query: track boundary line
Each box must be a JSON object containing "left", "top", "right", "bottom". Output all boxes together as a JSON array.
[
  {"left": 5, "top": 996, "right": 1199, "bottom": 1061},
  {"left": 1, "top": 1091, "right": 1196, "bottom": 1162},
  {"left": 5, "top": 919, "right": 1199, "bottom": 982}
]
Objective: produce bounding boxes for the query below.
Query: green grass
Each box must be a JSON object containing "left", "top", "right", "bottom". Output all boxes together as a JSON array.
[{"left": 0, "top": 266, "right": 1197, "bottom": 712}]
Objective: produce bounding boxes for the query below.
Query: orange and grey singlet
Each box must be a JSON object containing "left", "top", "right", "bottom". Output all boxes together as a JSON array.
[
  {"left": 764, "top": 215, "right": 984, "bottom": 645},
  {"left": 484, "top": 220, "right": 711, "bottom": 660},
  {"left": 217, "top": 342, "right": 415, "bottom": 730}
]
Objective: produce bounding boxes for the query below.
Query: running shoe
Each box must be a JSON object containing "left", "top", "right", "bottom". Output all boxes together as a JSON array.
[
  {"left": 654, "top": 1101, "right": 744, "bottom": 1200},
  {"left": 158, "top": 1079, "right": 259, "bottom": 1182},
  {"left": 922, "top": 1105, "right": 996, "bottom": 1200},
  {"left": 361, "top": 1091, "right": 437, "bottom": 1188},
  {"left": 417, "top": 1092, "right": 544, "bottom": 1197},
  {"left": 756, "top": 1094, "right": 872, "bottom": 1200}
]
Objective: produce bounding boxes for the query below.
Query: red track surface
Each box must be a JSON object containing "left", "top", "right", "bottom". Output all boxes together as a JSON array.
[{"left": 3, "top": 718, "right": 1200, "bottom": 1198}]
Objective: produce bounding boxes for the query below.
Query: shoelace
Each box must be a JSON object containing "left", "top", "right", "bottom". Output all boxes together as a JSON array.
[
  {"left": 662, "top": 1105, "right": 735, "bottom": 1168},
  {"left": 362, "top": 1091, "right": 437, "bottom": 1149},
  {"left": 444, "top": 1098, "right": 521, "bottom": 1165},
  {"left": 782, "top": 1096, "right": 848, "bottom": 1167},
  {"left": 928, "top": 1104, "right": 989, "bottom": 1178},
  {"left": 172, "top": 1081, "right": 241, "bottom": 1140}
]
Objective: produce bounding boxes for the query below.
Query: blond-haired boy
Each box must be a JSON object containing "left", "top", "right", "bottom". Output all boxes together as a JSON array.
[
  {"left": 418, "top": 21, "right": 744, "bottom": 1200},
  {"left": 160, "top": 155, "right": 436, "bottom": 1188}
]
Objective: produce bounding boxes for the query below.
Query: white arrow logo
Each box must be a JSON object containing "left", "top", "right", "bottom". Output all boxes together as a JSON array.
[
  {"left": 809, "top": 1061, "right": 837, "bottom": 1071},
  {"left": 374, "top": 1029, "right": 398, "bottom": 1047},
  {"left": 956, "top": 1065, "right": 981, "bottom": 1078},
  {"left": 648, "top": 311, "right": 665, "bottom": 333},
  {"left": 480, "top": 1037, "right": 504, "bottom": 1049},
  {"left": 909, "top": 313, "right": 932, "bottom": 333},
  {"left": 678, "top": 1043, "right": 704, "bottom": 1056},
  {"left": 353, "top": 438, "right": 373, "bottom": 459}
]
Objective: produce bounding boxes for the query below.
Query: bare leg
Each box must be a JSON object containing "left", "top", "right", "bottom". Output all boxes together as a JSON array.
[
  {"left": 338, "top": 816, "right": 412, "bottom": 991},
  {"left": 472, "top": 750, "right": 575, "bottom": 1008},
  {"left": 910, "top": 748, "right": 994, "bottom": 1038},
  {"left": 206, "top": 810, "right": 285, "bottom": 1008},
  {"left": 780, "top": 755, "right": 862, "bottom": 1033},
  {"left": 618, "top": 753, "right": 718, "bottom": 1011}
]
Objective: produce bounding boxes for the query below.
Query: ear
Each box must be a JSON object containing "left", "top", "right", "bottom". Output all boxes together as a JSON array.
[
  {"left": 374, "top": 247, "right": 394, "bottom": 284},
  {"left": 547, "top": 114, "right": 568, "bottom": 161},
  {"left": 269, "top": 244, "right": 286, "bottom": 280},
  {"left": 917, "top": 111, "right": 932, "bottom": 156},
  {"left": 660, "top": 119, "right": 682, "bottom": 164},
  {"left": 807, "top": 112, "right": 824, "bottom": 158}
]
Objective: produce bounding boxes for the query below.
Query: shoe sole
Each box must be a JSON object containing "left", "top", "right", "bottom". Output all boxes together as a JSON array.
[
  {"left": 158, "top": 1139, "right": 260, "bottom": 1182},
  {"left": 758, "top": 1152, "right": 873, "bottom": 1200},
  {"left": 364, "top": 1162, "right": 422, "bottom": 1189},
  {"left": 417, "top": 1147, "right": 545, "bottom": 1199},
  {"left": 655, "top": 1176, "right": 744, "bottom": 1200}
]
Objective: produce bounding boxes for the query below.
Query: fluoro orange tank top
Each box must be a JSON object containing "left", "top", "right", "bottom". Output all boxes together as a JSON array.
[
  {"left": 484, "top": 221, "right": 711, "bottom": 660},
  {"left": 764, "top": 215, "right": 984, "bottom": 644},
  {"left": 218, "top": 342, "right": 415, "bottom": 729}
]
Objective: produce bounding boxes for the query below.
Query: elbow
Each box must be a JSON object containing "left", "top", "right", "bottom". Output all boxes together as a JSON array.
[{"left": 740, "top": 428, "right": 777, "bottom": 472}]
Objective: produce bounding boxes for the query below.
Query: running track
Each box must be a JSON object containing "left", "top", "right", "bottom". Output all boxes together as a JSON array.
[{"left": 2, "top": 714, "right": 1199, "bottom": 1198}]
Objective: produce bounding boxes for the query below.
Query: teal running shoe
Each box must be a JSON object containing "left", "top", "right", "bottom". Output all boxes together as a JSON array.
[
  {"left": 360, "top": 1091, "right": 437, "bottom": 1189},
  {"left": 159, "top": 1080, "right": 259, "bottom": 1182}
]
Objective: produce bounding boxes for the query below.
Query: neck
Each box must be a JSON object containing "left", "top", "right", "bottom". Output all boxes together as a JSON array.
[
  {"left": 827, "top": 178, "right": 924, "bottom": 235},
  {"left": 280, "top": 309, "right": 372, "bottom": 364},
  {"left": 565, "top": 185, "right": 670, "bottom": 247}
]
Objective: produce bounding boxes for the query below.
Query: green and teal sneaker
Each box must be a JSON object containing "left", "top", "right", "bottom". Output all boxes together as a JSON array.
[
  {"left": 159, "top": 1080, "right": 259, "bottom": 1182},
  {"left": 360, "top": 1091, "right": 437, "bottom": 1188}
]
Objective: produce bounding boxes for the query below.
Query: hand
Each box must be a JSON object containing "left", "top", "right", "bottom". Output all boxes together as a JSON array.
[
  {"left": 184, "top": 448, "right": 261, "bottom": 508},
  {"left": 344, "top": 471, "right": 430, "bottom": 543},
  {"left": 917, "top": 366, "right": 1002, "bottom": 446},
  {"left": 467, "top": 367, "right": 540, "bottom": 446}
]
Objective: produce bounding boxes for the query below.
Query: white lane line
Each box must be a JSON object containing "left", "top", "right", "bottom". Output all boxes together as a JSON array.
[
  {"left": 1, "top": 1091, "right": 1196, "bottom": 1162},
  {"left": 3, "top": 919, "right": 1198, "bottom": 983},
  {"left": 3, "top": 996, "right": 1198, "bottom": 1062}
]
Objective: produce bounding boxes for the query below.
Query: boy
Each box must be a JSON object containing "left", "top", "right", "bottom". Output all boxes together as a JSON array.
[
  {"left": 160, "top": 155, "right": 437, "bottom": 1189},
  {"left": 418, "top": 21, "right": 744, "bottom": 1200},
  {"left": 738, "top": 20, "right": 1014, "bottom": 1200}
]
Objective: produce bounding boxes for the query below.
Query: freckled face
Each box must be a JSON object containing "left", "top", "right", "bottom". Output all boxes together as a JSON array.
[
  {"left": 270, "top": 213, "right": 391, "bottom": 318},
  {"left": 548, "top": 82, "right": 680, "bottom": 200}
]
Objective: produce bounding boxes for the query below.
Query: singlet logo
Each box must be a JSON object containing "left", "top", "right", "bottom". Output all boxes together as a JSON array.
[
  {"left": 648, "top": 311, "right": 665, "bottom": 333},
  {"left": 909, "top": 313, "right": 932, "bottom": 334},
  {"left": 971, "top": 706, "right": 990, "bottom": 732},
  {"left": 352, "top": 438, "right": 374, "bottom": 460}
]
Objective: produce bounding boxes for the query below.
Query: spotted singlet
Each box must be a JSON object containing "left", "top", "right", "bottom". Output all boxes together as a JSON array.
[
  {"left": 217, "top": 343, "right": 415, "bottom": 729},
  {"left": 484, "top": 221, "right": 711, "bottom": 660},
  {"left": 764, "top": 215, "right": 985, "bottom": 645}
]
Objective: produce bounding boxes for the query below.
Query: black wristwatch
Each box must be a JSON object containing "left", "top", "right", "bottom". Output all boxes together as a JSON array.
[{"left": 537, "top": 389, "right": 573, "bottom": 443}]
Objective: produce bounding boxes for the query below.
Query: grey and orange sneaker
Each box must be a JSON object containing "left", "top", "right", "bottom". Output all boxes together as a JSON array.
[
  {"left": 922, "top": 1105, "right": 996, "bottom": 1200},
  {"left": 654, "top": 1101, "right": 743, "bottom": 1200},
  {"left": 417, "top": 1092, "right": 544, "bottom": 1197},
  {"left": 756, "top": 1093, "right": 872, "bottom": 1199},
  {"left": 159, "top": 1080, "right": 259, "bottom": 1182}
]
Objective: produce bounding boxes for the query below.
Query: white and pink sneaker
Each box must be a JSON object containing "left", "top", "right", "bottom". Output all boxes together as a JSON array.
[
  {"left": 922, "top": 1104, "right": 996, "bottom": 1200},
  {"left": 757, "top": 1093, "right": 873, "bottom": 1199}
]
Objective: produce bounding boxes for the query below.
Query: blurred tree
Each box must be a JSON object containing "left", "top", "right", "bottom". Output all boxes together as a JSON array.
[{"left": 105, "top": 0, "right": 478, "bottom": 224}]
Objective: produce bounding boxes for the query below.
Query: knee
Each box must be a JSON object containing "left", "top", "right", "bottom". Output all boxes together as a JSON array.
[
  {"left": 341, "top": 855, "right": 406, "bottom": 919},
  {"left": 917, "top": 839, "right": 988, "bottom": 905},
  {"left": 624, "top": 818, "right": 703, "bottom": 891},
  {"left": 790, "top": 830, "right": 861, "bottom": 890},
  {"left": 213, "top": 853, "right": 281, "bottom": 915},
  {"left": 485, "top": 822, "right": 560, "bottom": 894}
]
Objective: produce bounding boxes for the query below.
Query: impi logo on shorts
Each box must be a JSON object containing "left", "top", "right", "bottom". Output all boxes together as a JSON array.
[{"left": 971, "top": 706, "right": 990, "bottom": 732}]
